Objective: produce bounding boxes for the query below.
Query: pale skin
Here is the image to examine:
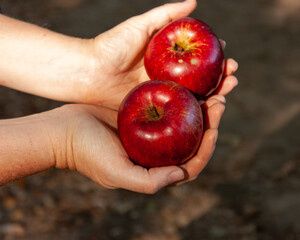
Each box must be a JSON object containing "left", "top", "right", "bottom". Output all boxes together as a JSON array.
[{"left": 0, "top": 0, "right": 238, "bottom": 193}]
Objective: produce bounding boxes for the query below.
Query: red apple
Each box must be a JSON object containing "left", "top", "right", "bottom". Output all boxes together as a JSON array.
[
  {"left": 144, "top": 17, "right": 224, "bottom": 98},
  {"left": 118, "top": 80, "right": 203, "bottom": 168}
]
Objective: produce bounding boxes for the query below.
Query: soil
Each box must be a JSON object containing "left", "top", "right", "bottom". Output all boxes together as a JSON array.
[{"left": 0, "top": 0, "right": 300, "bottom": 239}]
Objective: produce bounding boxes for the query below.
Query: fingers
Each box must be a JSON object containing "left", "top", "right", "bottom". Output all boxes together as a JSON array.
[
  {"left": 109, "top": 96, "right": 225, "bottom": 192},
  {"left": 178, "top": 128, "right": 218, "bottom": 183},
  {"left": 202, "top": 97, "right": 226, "bottom": 129},
  {"left": 114, "top": 163, "right": 185, "bottom": 194},
  {"left": 213, "top": 58, "right": 238, "bottom": 96},
  {"left": 224, "top": 58, "right": 239, "bottom": 77},
  {"left": 219, "top": 39, "right": 226, "bottom": 50},
  {"left": 96, "top": 97, "right": 225, "bottom": 193},
  {"left": 174, "top": 96, "right": 225, "bottom": 184},
  {"left": 133, "top": 0, "right": 197, "bottom": 36},
  {"left": 212, "top": 58, "right": 238, "bottom": 96},
  {"left": 214, "top": 75, "right": 238, "bottom": 96},
  {"left": 204, "top": 95, "right": 226, "bottom": 107}
]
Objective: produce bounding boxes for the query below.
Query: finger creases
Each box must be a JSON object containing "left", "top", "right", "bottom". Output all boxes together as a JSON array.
[
  {"left": 205, "top": 95, "right": 226, "bottom": 107},
  {"left": 214, "top": 75, "right": 238, "bottom": 96},
  {"left": 203, "top": 102, "right": 225, "bottom": 129}
]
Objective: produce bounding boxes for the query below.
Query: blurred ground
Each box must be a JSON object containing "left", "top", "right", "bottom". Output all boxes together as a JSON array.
[{"left": 0, "top": 0, "right": 300, "bottom": 239}]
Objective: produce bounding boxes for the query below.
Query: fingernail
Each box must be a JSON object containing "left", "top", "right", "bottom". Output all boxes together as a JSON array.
[
  {"left": 168, "top": 169, "right": 185, "bottom": 184},
  {"left": 219, "top": 39, "right": 226, "bottom": 49}
]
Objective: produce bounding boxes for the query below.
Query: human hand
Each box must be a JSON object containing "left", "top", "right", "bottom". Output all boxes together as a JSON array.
[
  {"left": 177, "top": 62, "right": 239, "bottom": 184},
  {"left": 84, "top": 0, "right": 198, "bottom": 109},
  {"left": 0, "top": 59, "right": 237, "bottom": 191},
  {"left": 85, "top": 0, "right": 237, "bottom": 111},
  {"left": 52, "top": 65, "right": 237, "bottom": 193},
  {"left": 51, "top": 104, "right": 188, "bottom": 193},
  {"left": 0, "top": 0, "right": 237, "bottom": 111}
]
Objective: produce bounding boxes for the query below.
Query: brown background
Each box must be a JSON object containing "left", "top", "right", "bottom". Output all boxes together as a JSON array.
[{"left": 0, "top": 0, "right": 299, "bottom": 239}]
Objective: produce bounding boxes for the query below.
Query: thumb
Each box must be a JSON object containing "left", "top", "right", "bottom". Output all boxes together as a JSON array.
[
  {"left": 133, "top": 0, "right": 197, "bottom": 36},
  {"left": 116, "top": 164, "right": 186, "bottom": 194}
]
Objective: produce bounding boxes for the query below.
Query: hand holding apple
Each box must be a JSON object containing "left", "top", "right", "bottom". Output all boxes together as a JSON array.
[
  {"left": 74, "top": 75, "right": 237, "bottom": 193},
  {"left": 0, "top": 0, "right": 239, "bottom": 193},
  {"left": 61, "top": 93, "right": 227, "bottom": 193},
  {"left": 89, "top": 0, "right": 199, "bottom": 110},
  {"left": 62, "top": 0, "right": 238, "bottom": 191},
  {"left": 117, "top": 12, "right": 239, "bottom": 170},
  {"left": 0, "top": 0, "right": 238, "bottom": 110}
]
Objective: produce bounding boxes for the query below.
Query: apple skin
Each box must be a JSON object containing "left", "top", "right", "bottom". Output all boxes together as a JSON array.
[
  {"left": 118, "top": 80, "right": 203, "bottom": 168},
  {"left": 144, "top": 17, "right": 224, "bottom": 98}
]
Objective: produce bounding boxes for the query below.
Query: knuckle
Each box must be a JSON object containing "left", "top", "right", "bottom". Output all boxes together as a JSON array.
[
  {"left": 213, "top": 103, "right": 225, "bottom": 116},
  {"left": 212, "top": 95, "right": 226, "bottom": 103}
]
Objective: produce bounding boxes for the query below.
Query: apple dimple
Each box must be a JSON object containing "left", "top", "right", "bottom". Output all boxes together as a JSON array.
[
  {"left": 146, "top": 105, "right": 163, "bottom": 121},
  {"left": 174, "top": 42, "right": 186, "bottom": 52}
]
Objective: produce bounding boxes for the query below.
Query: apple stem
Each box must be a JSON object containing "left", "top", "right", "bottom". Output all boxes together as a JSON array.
[
  {"left": 174, "top": 43, "right": 184, "bottom": 52},
  {"left": 148, "top": 106, "right": 161, "bottom": 120}
]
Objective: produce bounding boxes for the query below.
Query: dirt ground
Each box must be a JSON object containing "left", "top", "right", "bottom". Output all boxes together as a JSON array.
[{"left": 0, "top": 0, "right": 300, "bottom": 239}]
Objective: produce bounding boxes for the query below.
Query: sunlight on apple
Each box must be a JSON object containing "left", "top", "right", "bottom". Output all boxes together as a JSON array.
[
  {"left": 163, "top": 126, "right": 173, "bottom": 137},
  {"left": 156, "top": 94, "right": 171, "bottom": 104},
  {"left": 173, "top": 66, "right": 184, "bottom": 75},
  {"left": 190, "top": 58, "right": 198, "bottom": 65},
  {"left": 136, "top": 130, "right": 159, "bottom": 141}
]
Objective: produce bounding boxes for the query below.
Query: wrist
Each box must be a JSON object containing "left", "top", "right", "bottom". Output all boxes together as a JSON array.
[
  {"left": 0, "top": 105, "right": 89, "bottom": 185},
  {"left": 0, "top": 15, "right": 97, "bottom": 104},
  {"left": 73, "top": 38, "right": 100, "bottom": 105},
  {"left": 46, "top": 104, "right": 92, "bottom": 171},
  {"left": 60, "top": 37, "right": 98, "bottom": 104},
  {"left": 47, "top": 105, "right": 80, "bottom": 170},
  {"left": 0, "top": 112, "right": 58, "bottom": 185}
]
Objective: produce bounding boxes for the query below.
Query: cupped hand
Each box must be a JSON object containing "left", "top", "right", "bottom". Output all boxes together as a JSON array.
[
  {"left": 85, "top": 0, "right": 198, "bottom": 109},
  {"left": 53, "top": 0, "right": 239, "bottom": 192},
  {"left": 86, "top": 0, "right": 237, "bottom": 111},
  {"left": 54, "top": 104, "right": 187, "bottom": 194},
  {"left": 54, "top": 71, "right": 237, "bottom": 193}
]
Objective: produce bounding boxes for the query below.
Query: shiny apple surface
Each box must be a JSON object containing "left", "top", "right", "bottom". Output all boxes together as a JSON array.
[
  {"left": 118, "top": 80, "right": 203, "bottom": 168},
  {"left": 144, "top": 17, "right": 224, "bottom": 98}
]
